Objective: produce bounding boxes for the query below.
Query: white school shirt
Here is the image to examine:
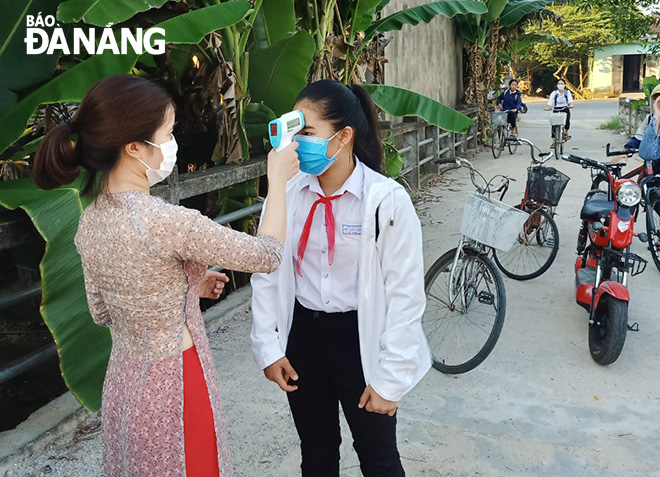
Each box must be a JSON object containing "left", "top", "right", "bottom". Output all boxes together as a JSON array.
[
  {"left": 251, "top": 166, "right": 432, "bottom": 401},
  {"left": 293, "top": 158, "right": 365, "bottom": 312},
  {"left": 548, "top": 89, "right": 574, "bottom": 108}
]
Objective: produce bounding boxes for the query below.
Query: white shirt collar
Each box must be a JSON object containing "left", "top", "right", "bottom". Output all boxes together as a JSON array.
[{"left": 300, "top": 156, "right": 364, "bottom": 200}]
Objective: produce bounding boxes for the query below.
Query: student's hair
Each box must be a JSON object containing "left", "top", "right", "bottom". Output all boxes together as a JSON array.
[
  {"left": 32, "top": 75, "right": 175, "bottom": 195},
  {"left": 295, "top": 80, "right": 384, "bottom": 173},
  {"left": 509, "top": 79, "right": 518, "bottom": 86},
  {"left": 557, "top": 78, "right": 566, "bottom": 84}
]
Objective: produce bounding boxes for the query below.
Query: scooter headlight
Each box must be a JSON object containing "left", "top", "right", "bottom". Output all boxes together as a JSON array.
[{"left": 616, "top": 182, "right": 642, "bottom": 207}]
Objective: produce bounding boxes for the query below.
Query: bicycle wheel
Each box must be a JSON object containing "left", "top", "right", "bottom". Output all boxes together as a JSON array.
[
  {"left": 553, "top": 126, "right": 562, "bottom": 159},
  {"left": 645, "top": 196, "right": 660, "bottom": 272},
  {"left": 491, "top": 126, "right": 504, "bottom": 159},
  {"left": 423, "top": 246, "right": 506, "bottom": 374},
  {"left": 493, "top": 207, "right": 560, "bottom": 280},
  {"left": 507, "top": 126, "right": 518, "bottom": 155}
]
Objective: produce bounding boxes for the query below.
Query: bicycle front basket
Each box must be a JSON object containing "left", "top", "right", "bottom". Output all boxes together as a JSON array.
[
  {"left": 490, "top": 111, "right": 508, "bottom": 126},
  {"left": 550, "top": 112, "right": 567, "bottom": 126},
  {"left": 460, "top": 192, "right": 530, "bottom": 252},
  {"left": 527, "top": 166, "right": 571, "bottom": 206}
]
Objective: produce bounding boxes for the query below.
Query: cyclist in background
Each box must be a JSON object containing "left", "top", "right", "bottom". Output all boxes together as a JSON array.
[
  {"left": 497, "top": 79, "right": 523, "bottom": 136},
  {"left": 544, "top": 78, "right": 574, "bottom": 149}
]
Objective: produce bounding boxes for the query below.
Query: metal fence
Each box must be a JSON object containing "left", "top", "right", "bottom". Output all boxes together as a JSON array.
[
  {"left": 619, "top": 97, "right": 650, "bottom": 136},
  {"left": 0, "top": 105, "right": 479, "bottom": 382}
]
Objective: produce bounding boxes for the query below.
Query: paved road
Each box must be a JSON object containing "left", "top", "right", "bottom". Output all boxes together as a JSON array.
[{"left": 5, "top": 99, "right": 660, "bottom": 476}]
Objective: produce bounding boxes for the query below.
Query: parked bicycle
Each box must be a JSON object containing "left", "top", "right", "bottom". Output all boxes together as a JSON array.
[
  {"left": 491, "top": 109, "right": 518, "bottom": 159},
  {"left": 423, "top": 159, "right": 529, "bottom": 374},
  {"left": 492, "top": 137, "right": 570, "bottom": 280},
  {"left": 591, "top": 145, "right": 660, "bottom": 272}
]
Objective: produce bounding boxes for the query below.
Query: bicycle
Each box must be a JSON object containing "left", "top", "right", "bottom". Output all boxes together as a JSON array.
[
  {"left": 491, "top": 109, "right": 518, "bottom": 159},
  {"left": 549, "top": 107, "right": 569, "bottom": 160},
  {"left": 591, "top": 144, "right": 660, "bottom": 272},
  {"left": 423, "top": 159, "right": 529, "bottom": 374},
  {"left": 491, "top": 137, "right": 570, "bottom": 280}
]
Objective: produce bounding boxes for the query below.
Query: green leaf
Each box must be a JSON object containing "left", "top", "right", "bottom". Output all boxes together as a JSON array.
[
  {"left": 57, "top": 0, "right": 169, "bottom": 26},
  {"left": 383, "top": 134, "right": 404, "bottom": 178},
  {"left": 456, "top": 12, "right": 481, "bottom": 44},
  {"left": 0, "top": 51, "right": 139, "bottom": 155},
  {"left": 484, "top": 0, "right": 509, "bottom": 24},
  {"left": 499, "top": 0, "right": 553, "bottom": 29},
  {"left": 159, "top": 1, "right": 251, "bottom": 44},
  {"left": 0, "top": 177, "right": 112, "bottom": 412},
  {"left": 498, "top": 50, "right": 513, "bottom": 62},
  {"left": 244, "top": 102, "right": 276, "bottom": 143},
  {"left": 642, "top": 76, "right": 659, "bottom": 98},
  {"left": 363, "top": 1, "right": 488, "bottom": 44},
  {"left": 376, "top": 0, "right": 392, "bottom": 13},
  {"left": 0, "top": 0, "right": 65, "bottom": 116},
  {"left": 351, "top": 0, "right": 382, "bottom": 37},
  {"left": 253, "top": 0, "right": 295, "bottom": 46},
  {"left": 248, "top": 30, "right": 315, "bottom": 117},
  {"left": 0, "top": 1, "right": 252, "bottom": 155},
  {"left": 363, "top": 84, "right": 474, "bottom": 134}
]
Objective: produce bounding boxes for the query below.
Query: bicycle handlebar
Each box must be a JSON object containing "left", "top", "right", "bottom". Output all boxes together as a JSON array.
[
  {"left": 505, "top": 137, "right": 554, "bottom": 164},
  {"left": 606, "top": 143, "right": 638, "bottom": 157}
]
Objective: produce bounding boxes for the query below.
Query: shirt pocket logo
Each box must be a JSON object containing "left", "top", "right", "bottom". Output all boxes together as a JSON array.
[{"left": 342, "top": 224, "right": 362, "bottom": 236}]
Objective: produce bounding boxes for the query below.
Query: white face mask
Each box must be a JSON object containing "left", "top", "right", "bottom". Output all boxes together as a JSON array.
[
  {"left": 558, "top": 84, "right": 565, "bottom": 91},
  {"left": 138, "top": 134, "right": 178, "bottom": 186}
]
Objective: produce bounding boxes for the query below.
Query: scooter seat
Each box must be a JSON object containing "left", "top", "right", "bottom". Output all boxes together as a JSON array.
[{"left": 580, "top": 195, "right": 615, "bottom": 221}]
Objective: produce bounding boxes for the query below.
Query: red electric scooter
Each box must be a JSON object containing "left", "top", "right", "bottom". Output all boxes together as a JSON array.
[{"left": 563, "top": 153, "right": 648, "bottom": 365}]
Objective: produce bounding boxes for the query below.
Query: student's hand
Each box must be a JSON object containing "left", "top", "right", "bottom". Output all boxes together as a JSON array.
[
  {"left": 511, "top": 108, "right": 518, "bottom": 113},
  {"left": 497, "top": 104, "right": 503, "bottom": 111},
  {"left": 264, "top": 357, "right": 299, "bottom": 392},
  {"left": 358, "top": 385, "right": 398, "bottom": 417},
  {"left": 267, "top": 141, "right": 299, "bottom": 186},
  {"left": 200, "top": 270, "right": 229, "bottom": 299},
  {"left": 569, "top": 103, "right": 574, "bottom": 108},
  {"left": 544, "top": 106, "right": 550, "bottom": 111}
]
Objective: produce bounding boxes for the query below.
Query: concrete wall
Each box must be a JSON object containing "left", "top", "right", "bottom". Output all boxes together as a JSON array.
[{"left": 381, "top": 0, "right": 464, "bottom": 109}]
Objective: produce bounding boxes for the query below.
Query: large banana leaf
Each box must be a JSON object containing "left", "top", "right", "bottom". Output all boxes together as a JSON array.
[
  {"left": 248, "top": 30, "right": 315, "bottom": 117},
  {"left": 0, "top": 0, "right": 251, "bottom": 154},
  {"left": 484, "top": 0, "right": 509, "bottom": 24},
  {"left": 0, "top": 177, "right": 111, "bottom": 412},
  {"left": 0, "top": 0, "right": 65, "bottom": 116},
  {"left": 253, "top": 0, "right": 295, "bottom": 47},
  {"left": 57, "top": 0, "right": 169, "bottom": 26},
  {"left": 362, "top": 1, "right": 488, "bottom": 43},
  {"left": 363, "top": 84, "right": 474, "bottom": 134},
  {"left": 499, "top": 0, "right": 553, "bottom": 29},
  {"left": 351, "top": 0, "right": 382, "bottom": 37}
]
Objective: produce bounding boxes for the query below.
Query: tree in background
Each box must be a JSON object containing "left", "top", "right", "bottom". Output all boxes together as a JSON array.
[{"left": 515, "top": 4, "right": 616, "bottom": 98}]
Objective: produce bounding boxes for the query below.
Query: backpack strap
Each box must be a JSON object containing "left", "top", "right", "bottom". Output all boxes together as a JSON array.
[{"left": 375, "top": 206, "right": 380, "bottom": 241}]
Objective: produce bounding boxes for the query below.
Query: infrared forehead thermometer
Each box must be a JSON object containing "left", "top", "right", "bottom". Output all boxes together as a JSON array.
[{"left": 268, "top": 110, "right": 305, "bottom": 151}]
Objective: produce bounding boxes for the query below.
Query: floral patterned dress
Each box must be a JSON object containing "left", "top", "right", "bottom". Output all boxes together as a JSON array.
[{"left": 74, "top": 191, "right": 282, "bottom": 476}]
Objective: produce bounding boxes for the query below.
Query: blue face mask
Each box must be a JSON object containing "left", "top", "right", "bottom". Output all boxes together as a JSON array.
[{"left": 293, "top": 130, "right": 342, "bottom": 176}]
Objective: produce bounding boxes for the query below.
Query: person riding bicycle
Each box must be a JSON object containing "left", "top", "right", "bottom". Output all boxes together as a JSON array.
[
  {"left": 624, "top": 87, "right": 657, "bottom": 151},
  {"left": 638, "top": 84, "right": 660, "bottom": 174},
  {"left": 496, "top": 79, "right": 523, "bottom": 136},
  {"left": 544, "top": 79, "right": 574, "bottom": 148}
]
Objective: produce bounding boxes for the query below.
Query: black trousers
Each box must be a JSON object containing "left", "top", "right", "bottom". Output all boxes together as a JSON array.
[
  {"left": 285, "top": 300, "right": 405, "bottom": 477},
  {"left": 506, "top": 111, "right": 518, "bottom": 130}
]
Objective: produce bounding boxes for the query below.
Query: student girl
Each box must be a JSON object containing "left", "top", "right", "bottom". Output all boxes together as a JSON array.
[
  {"left": 32, "top": 74, "right": 299, "bottom": 476},
  {"left": 496, "top": 79, "right": 523, "bottom": 135},
  {"left": 544, "top": 78, "right": 574, "bottom": 147},
  {"left": 250, "top": 79, "right": 432, "bottom": 477}
]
